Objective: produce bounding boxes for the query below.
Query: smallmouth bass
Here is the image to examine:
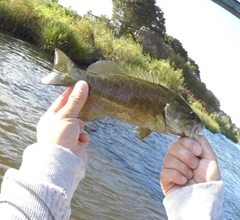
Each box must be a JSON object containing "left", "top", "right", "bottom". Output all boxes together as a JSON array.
[{"left": 41, "top": 49, "right": 204, "bottom": 139}]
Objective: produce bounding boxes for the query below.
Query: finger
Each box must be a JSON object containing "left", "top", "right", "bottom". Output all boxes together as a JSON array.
[
  {"left": 79, "top": 132, "right": 89, "bottom": 146},
  {"left": 194, "top": 135, "right": 217, "bottom": 159},
  {"left": 60, "top": 81, "right": 89, "bottom": 118},
  {"left": 160, "top": 168, "right": 187, "bottom": 186},
  {"left": 163, "top": 154, "right": 193, "bottom": 179},
  {"left": 178, "top": 137, "right": 202, "bottom": 156},
  {"left": 77, "top": 143, "right": 88, "bottom": 167},
  {"left": 47, "top": 87, "right": 73, "bottom": 114},
  {"left": 168, "top": 142, "right": 199, "bottom": 169}
]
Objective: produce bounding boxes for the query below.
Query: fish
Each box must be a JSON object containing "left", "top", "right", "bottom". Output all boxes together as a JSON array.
[{"left": 41, "top": 49, "right": 204, "bottom": 140}]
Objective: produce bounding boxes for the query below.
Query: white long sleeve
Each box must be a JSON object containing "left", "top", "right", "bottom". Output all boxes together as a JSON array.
[
  {"left": 0, "top": 143, "right": 225, "bottom": 220},
  {"left": 0, "top": 143, "right": 86, "bottom": 220},
  {"left": 163, "top": 181, "right": 224, "bottom": 220}
]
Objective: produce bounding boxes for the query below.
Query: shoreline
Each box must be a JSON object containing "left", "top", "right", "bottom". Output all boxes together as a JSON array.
[{"left": 0, "top": 0, "right": 239, "bottom": 143}]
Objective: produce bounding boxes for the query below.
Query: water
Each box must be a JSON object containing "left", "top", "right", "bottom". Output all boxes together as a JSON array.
[{"left": 0, "top": 31, "right": 239, "bottom": 219}]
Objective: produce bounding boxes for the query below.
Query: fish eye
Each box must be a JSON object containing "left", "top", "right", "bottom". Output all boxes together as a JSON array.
[{"left": 190, "top": 112, "right": 196, "bottom": 120}]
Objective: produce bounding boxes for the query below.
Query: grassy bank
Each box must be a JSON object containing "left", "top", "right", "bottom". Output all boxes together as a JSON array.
[{"left": 0, "top": 0, "right": 239, "bottom": 142}]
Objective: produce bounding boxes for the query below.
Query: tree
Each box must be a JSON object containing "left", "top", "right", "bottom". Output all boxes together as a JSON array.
[
  {"left": 112, "top": 0, "right": 166, "bottom": 36},
  {"left": 164, "top": 35, "right": 188, "bottom": 61},
  {"left": 187, "top": 57, "right": 200, "bottom": 80}
]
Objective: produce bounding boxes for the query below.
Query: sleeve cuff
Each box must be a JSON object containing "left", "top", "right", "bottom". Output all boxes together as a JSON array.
[
  {"left": 19, "top": 143, "right": 85, "bottom": 201},
  {"left": 163, "top": 181, "right": 224, "bottom": 219},
  {"left": 0, "top": 143, "right": 86, "bottom": 220}
]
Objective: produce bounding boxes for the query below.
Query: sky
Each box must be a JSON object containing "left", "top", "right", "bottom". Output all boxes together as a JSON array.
[{"left": 59, "top": 0, "right": 240, "bottom": 127}]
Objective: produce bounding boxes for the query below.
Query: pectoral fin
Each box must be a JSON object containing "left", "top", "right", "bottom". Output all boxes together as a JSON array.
[
  {"left": 80, "top": 101, "right": 106, "bottom": 121},
  {"left": 134, "top": 127, "right": 151, "bottom": 140}
]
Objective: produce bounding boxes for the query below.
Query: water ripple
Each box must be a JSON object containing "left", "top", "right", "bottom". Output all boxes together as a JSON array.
[{"left": 0, "top": 31, "right": 239, "bottom": 219}]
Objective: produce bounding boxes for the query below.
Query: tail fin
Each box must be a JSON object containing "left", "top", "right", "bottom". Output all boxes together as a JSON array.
[{"left": 41, "top": 49, "right": 76, "bottom": 86}]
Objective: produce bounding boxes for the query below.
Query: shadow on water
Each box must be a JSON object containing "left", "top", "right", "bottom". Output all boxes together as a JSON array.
[{"left": 0, "top": 31, "right": 240, "bottom": 219}]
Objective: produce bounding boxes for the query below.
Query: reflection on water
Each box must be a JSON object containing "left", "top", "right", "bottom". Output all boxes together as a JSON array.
[{"left": 0, "top": 31, "right": 240, "bottom": 219}]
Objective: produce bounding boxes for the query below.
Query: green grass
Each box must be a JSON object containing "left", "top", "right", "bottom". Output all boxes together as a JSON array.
[
  {"left": 189, "top": 98, "right": 221, "bottom": 133},
  {"left": 0, "top": 0, "right": 239, "bottom": 142},
  {"left": 0, "top": 0, "right": 93, "bottom": 60}
]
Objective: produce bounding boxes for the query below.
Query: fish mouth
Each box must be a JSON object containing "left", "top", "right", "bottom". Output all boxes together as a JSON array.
[
  {"left": 184, "top": 122, "right": 205, "bottom": 138},
  {"left": 166, "top": 119, "right": 205, "bottom": 139}
]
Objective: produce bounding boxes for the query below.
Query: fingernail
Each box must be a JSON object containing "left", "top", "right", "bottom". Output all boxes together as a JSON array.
[{"left": 75, "top": 81, "right": 89, "bottom": 94}]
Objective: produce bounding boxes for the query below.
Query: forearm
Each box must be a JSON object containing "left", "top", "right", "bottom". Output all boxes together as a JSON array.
[
  {"left": 0, "top": 143, "right": 85, "bottom": 220},
  {"left": 163, "top": 181, "right": 224, "bottom": 220}
]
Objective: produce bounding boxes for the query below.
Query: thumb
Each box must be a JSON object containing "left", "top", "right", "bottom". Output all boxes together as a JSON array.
[
  {"left": 195, "top": 135, "right": 217, "bottom": 159},
  {"left": 61, "top": 81, "right": 89, "bottom": 117},
  {"left": 195, "top": 135, "right": 221, "bottom": 181}
]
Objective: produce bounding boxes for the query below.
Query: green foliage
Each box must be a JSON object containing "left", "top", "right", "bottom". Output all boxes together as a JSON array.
[
  {"left": 0, "top": 0, "right": 93, "bottom": 60},
  {"left": 187, "top": 57, "right": 200, "bottom": 79},
  {"left": 203, "top": 89, "right": 220, "bottom": 111},
  {"left": 0, "top": 0, "right": 239, "bottom": 142},
  {"left": 164, "top": 35, "right": 188, "bottom": 61},
  {"left": 183, "top": 70, "right": 220, "bottom": 112},
  {"left": 0, "top": 0, "right": 39, "bottom": 39},
  {"left": 146, "top": 60, "right": 184, "bottom": 93},
  {"left": 112, "top": 0, "right": 166, "bottom": 36},
  {"left": 89, "top": 17, "right": 151, "bottom": 67},
  {"left": 163, "top": 34, "right": 220, "bottom": 113},
  {"left": 189, "top": 97, "right": 239, "bottom": 143},
  {"left": 210, "top": 111, "right": 239, "bottom": 143},
  {"left": 189, "top": 98, "right": 221, "bottom": 134}
]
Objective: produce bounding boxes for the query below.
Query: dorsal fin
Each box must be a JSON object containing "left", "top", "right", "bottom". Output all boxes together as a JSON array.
[
  {"left": 87, "top": 59, "right": 163, "bottom": 85},
  {"left": 87, "top": 60, "right": 126, "bottom": 75},
  {"left": 126, "top": 70, "right": 162, "bottom": 84}
]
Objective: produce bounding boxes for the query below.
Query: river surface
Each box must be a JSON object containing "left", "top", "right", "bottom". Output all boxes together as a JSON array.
[{"left": 0, "top": 31, "right": 240, "bottom": 219}]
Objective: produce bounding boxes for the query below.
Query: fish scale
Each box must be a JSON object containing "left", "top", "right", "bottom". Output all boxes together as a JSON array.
[{"left": 41, "top": 49, "right": 204, "bottom": 140}]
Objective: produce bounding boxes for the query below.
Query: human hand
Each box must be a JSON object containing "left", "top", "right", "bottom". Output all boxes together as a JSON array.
[
  {"left": 160, "top": 135, "right": 221, "bottom": 195},
  {"left": 37, "top": 81, "right": 89, "bottom": 165}
]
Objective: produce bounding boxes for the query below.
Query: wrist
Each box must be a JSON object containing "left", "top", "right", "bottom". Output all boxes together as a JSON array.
[
  {"left": 19, "top": 143, "right": 85, "bottom": 200},
  {"left": 206, "top": 160, "right": 221, "bottom": 181}
]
